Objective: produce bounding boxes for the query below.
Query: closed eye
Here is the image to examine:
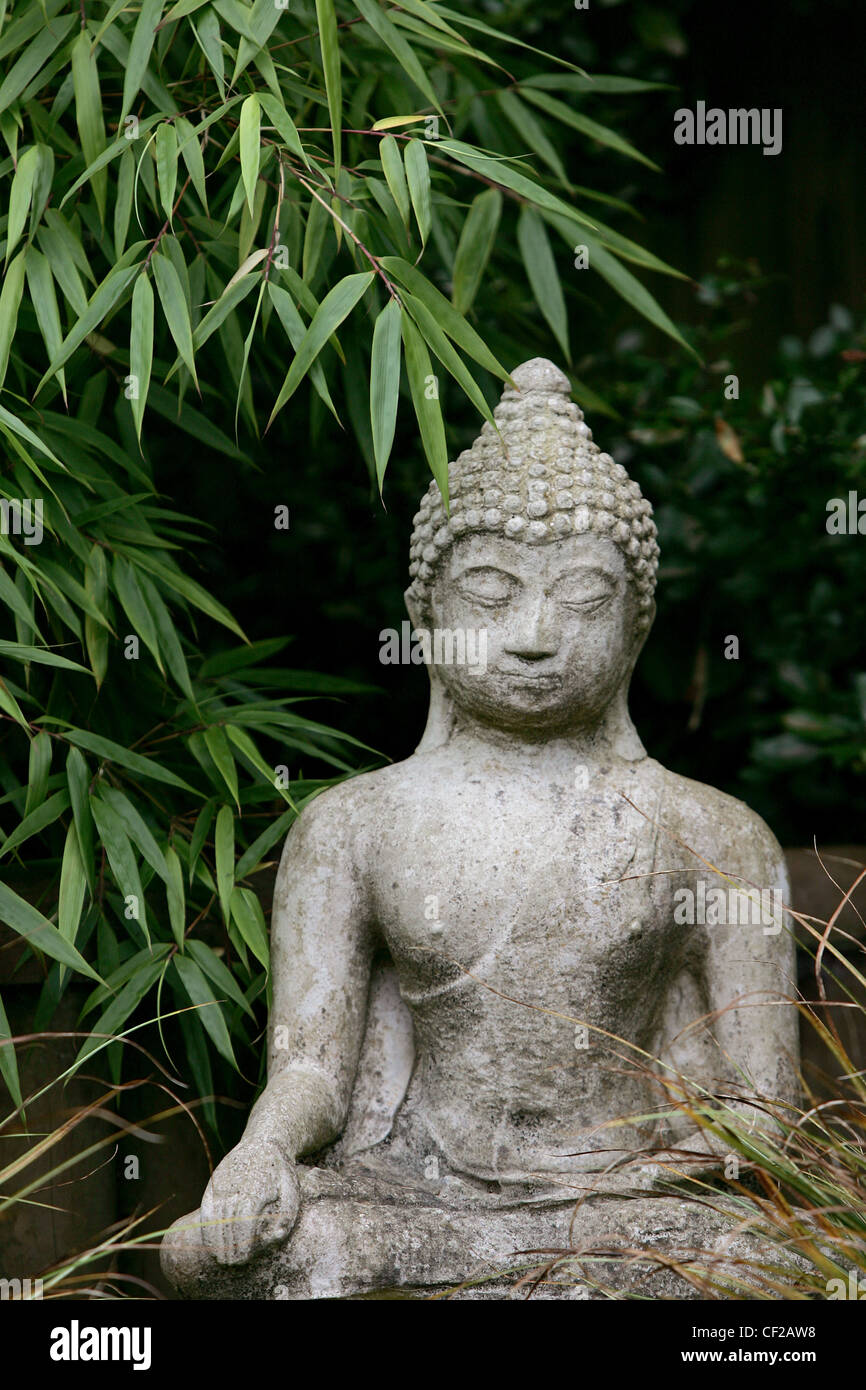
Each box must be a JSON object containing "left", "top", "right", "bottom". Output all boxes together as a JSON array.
[
  {"left": 558, "top": 593, "right": 612, "bottom": 612},
  {"left": 455, "top": 567, "right": 519, "bottom": 605}
]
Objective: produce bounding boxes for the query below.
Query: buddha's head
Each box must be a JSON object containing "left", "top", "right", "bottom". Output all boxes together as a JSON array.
[{"left": 405, "top": 359, "right": 659, "bottom": 743}]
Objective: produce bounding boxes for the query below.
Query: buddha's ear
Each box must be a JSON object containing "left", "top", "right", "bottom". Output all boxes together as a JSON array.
[
  {"left": 403, "top": 588, "right": 425, "bottom": 632},
  {"left": 631, "top": 598, "right": 655, "bottom": 659},
  {"left": 403, "top": 588, "right": 456, "bottom": 752}
]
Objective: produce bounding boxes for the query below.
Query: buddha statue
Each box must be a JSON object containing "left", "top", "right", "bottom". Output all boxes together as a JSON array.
[{"left": 162, "top": 359, "right": 799, "bottom": 1299}]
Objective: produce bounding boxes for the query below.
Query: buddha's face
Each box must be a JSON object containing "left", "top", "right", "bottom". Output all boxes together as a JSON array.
[{"left": 424, "top": 532, "right": 647, "bottom": 736}]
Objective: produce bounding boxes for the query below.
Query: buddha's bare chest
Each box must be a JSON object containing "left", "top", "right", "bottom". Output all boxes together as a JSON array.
[{"left": 367, "top": 770, "right": 678, "bottom": 1003}]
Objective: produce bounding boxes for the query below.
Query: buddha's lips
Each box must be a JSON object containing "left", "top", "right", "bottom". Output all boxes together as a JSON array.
[{"left": 500, "top": 670, "right": 562, "bottom": 689}]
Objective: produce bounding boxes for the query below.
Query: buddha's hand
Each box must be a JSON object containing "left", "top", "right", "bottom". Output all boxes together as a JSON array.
[{"left": 199, "top": 1137, "right": 300, "bottom": 1266}]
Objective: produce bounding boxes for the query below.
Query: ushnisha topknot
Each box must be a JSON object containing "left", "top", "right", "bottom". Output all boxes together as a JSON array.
[{"left": 407, "top": 357, "right": 659, "bottom": 625}]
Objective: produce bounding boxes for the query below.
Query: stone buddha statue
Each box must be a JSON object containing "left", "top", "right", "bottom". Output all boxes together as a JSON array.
[{"left": 162, "top": 359, "right": 798, "bottom": 1299}]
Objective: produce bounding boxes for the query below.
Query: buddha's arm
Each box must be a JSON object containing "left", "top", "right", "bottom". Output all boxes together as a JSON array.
[
  {"left": 701, "top": 842, "right": 799, "bottom": 1119},
  {"left": 677, "top": 837, "right": 799, "bottom": 1166},
  {"left": 249, "top": 787, "right": 376, "bottom": 1156},
  {"left": 199, "top": 787, "right": 375, "bottom": 1263},
  {"left": 649, "top": 833, "right": 798, "bottom": 1176}
]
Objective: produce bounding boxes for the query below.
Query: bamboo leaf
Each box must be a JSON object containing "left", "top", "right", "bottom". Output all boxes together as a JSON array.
[
  {"left": 0, "top": 403, "right": 62, "bottom": 465},
  {"left": 0, "top": 640, "right": 89, "bottom": 674},
  {"left": 581, "top": 237, "right": 694, "bottom": 354},
  {"left": 0, "top": 12, "right": 76, "bottom": 118},
  {"left": 164, "top": 845, "right": 186, "bottom": 948},
  {"left": 24, "top": 247, "right": 67, "bottom": 406},
  {"left": 0, "top": 880, "right": 101, "bottom": 983},
  {"left": 138, "top": 572, "right": 194, "bottom": 700},
  {"left": 370, "top": 298, "right": 402, "bottom": 492},
  {"left": 258, "top": 92, "right": 309, "bottom": 168},
  {"left": 380, "top": 0, "right": 465, "bottom": 43},
  {"left": 315, "top": 0, "right": 342, "bottom": 178},
  {"left": 115, "top": 546, "right": 246, "bottom": 638},
  {"left": 204, "top": 726, "right": 240, "bottom": 806},
  {"left": 27, "top": 143, "right": 54, "bottom": 241},
  {"left": 380, "top": 133, "right": 411, "bottom": 229},
  {"left": 402, "top": 291, "right": 494, "bottom": 426},
  {"left": 121, "top": 0, "right": 165, "bottom": 125},
  {"left": 229, "top": 885, "right": 269, "bottom": 969},
  {"left": 522, "top": 73, "right": 669, "bottom": 95},
  {"left": 190, "top": 8, "right": 224, "bottom": 100},
  {"left": 497, "top": 89, "right": 570, "bottom": 186},
  {"left": 435, "top": 137, "right": 596, "bottom": 230},
  {"left": 302, "top": 190, "right": 331, "bottom": 283},
  {"left": 5, "top": 144, "right": 40, "bottom": 265},
  {"left": 198, "top": 636, "right": 289, "bottom": 678},
  {"left": 188, "top": 271, "right": 258, "bottom": 355},
  {"left": 211, "top": 0, "right": 257, "bottom": 44},
  {"left": 224, "top": 724, "right": 294, "bottom": 806},
  {"left": 268, "top": 271, "right": 373, "bottom": 424},
  {"left": 59, "top": 117, "right": 161, "bottom": 209},
  {"left": 76, "top": 955, "right": 166, "bottom": 1064},
  {"left": 517, "top": 204, "right": 570, "bottom": 361},
  {"left": 66, "top": 746, "right": 94, "bottom": 893},
  {"left": 351, "top": 0, "right": 443, "bottom": 117},
  {"left": 58, "top": 819, "right": 87, "bottom": 947},
  {"left": 35, "top": 224, "right": 88, "bottom": 315},
  {"left": 155, "top": 120, "right": 178, "bottom": 222},
  {"left": 404, "top": 138, "right": 431, "bottom": 245},
  {"left": 33, "top": 263, "right": 140, "bottom": 398},
  {"left": 267, "top": 282, "right": 338, "bottom": 420},
  {"left": 113, "top": 552, "right": 165, "bottom": 675},
  {"left": 0, "top": 790, "right": 69, "bottom": 861},
  {"left": 452, "top": 187, "right": 501, "bottom": 315},
  {"left": 188, "top": 798, "right": 215, "bottom": 883},
  {"left": 143, "top": 382, "right": 248, "bottom": 461},
  {"left": 186, "top": 938, "right": 254, "bottom": 1017},
  {"left": 545, "top": 218, "right": 696, "bottom": 356},
  {"left": 231, "top": 0, "right": 284, "bottom": 85},
  {"left": 0, "top": 989, "right": 23, "bottom": 1114},
  {"left": 152, "top": 251, "right": 198, "bottom": 388},
  {"left": 64, "top": 728, "right": 198, "bottom": 793},
  {"left": 235, "top": 806, "right": 294, "bottom": 879},
  {"left": 521, "top": 86, "right": 660, "bottom": 171},
  {"left": 368, "top": 175, "right": 412, "bottom": 250},
  {"left": 401, "top": 309, "right": 448, "bottom": 500},
  {"left": 24, "top": 729, "right": 52, "bottom": 817},
  {"left": 380, "top": 256, "right": 510, "bottom": 381},
  {"left": 233, "top": 278, "right": 264, "bottom": 435},
  {"left": 0, "top": 249, "right": 26, "bottom": 391},
  {"left": 177, "top": 1007, "right": 216, "bottom": 1128},
  {"left": 83, "top": 545, "right": 110, "bottom": 687},
  {"left": 71, "top": 30, "right": 107, "bottom": 223},
  {"left": 172, "top": 955, "right": 237, "bottom": 1068},
  {"left": 97, "top": 785, "right": 169, "bottom": 885},
  {"left": 0, "top": 565, "right": 43, "bottom": 641},
  {"left": 129, "top": 271, "right": 154, "bottom": 446},
  {"left": 239, "top": 93, "right": 260, "bottom": 216},
  {"left": 434, "top": 5, "right": 586, "bottom": 73},
  {"left": 89, "top": 796, "right": 150, "bottom": 944},
  {"left": 214, "top": 803, "right": 234, "bottom": 925},
  {"left": 175, "top": 115, "right": 208, "bottom": 211}
]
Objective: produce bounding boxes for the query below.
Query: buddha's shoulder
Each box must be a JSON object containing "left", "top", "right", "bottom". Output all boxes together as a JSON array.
[
  {"left": 653, "top": 760, "right": 786, "bottom": 874},
  {"left": 285, "top": 757, "right": 430, "bottom": 838}
]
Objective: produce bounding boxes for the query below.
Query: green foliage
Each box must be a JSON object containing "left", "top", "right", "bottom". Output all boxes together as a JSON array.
[
  {"left": 0, "top": 0, "right": 684, "bottom": 1115},
  {"left": 589, "top": 268, "right": 866, "bottom": 841}
]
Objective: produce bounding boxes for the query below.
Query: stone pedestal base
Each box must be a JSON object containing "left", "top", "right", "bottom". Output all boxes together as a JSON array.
[{"left": 162, "top": 1164, "right": 772, "bottom": 1301}]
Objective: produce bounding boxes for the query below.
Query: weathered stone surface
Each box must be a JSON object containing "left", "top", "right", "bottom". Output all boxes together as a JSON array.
[{"left": 162, "top": 359, "right": 800, "bottom": 1299}]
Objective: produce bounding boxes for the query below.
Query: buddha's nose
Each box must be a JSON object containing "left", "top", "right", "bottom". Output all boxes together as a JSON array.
[{"left": 503, "top": 603, "right": 559, "bottom": 661}]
